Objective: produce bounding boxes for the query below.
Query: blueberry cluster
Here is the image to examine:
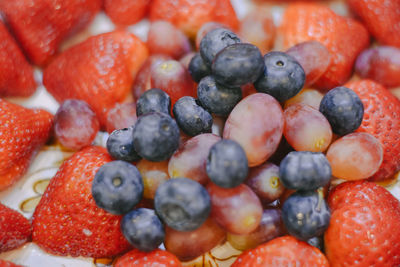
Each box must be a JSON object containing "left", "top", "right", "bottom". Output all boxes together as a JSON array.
[
  {"left": 92, "top": 89, "right": 212, "bottom": 251},
  {"left": 92, "top": 159, "right": 211, "bottom": 251},
  {"left": 279, "top": 151, "right": 332, "bottom": 242},
  {"left": 193, "top": 27, "right": 306, "bottom": 114},
  {"left": 181, "top": 27, "right": 307, "bottom": 136}
]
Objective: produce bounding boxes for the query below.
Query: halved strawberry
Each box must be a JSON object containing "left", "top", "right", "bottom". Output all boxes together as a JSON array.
[
  {"left": 232, "top": 236, "right": 328, "bottom": 267},
  {"left": 0, "top": 99, "right": 53, "bottom": 191},
  {"left": 0, "top": 0, "right": 102, "bottom": 66},
  {"left": 325, "top": 181, "right": 400, "bottom": 266},
  {"left": 279, "top": 3, "right": 369, "bottom": 90},
  {"left": 0, "top": 203, "right": 32, "bottom": 253},
  {"left": 43, "top": 30, "right": 148, "bottom": 128},
  {"left": 0, "top": 21, "right": 36, "bottom": 97},
  {"left": 346, "top": 79, "right": 400, "bottom": 181},
  {"left": 347, "top": 0, "right": 400, "bottom": 47},
  {"left": 32, "top": 146, "right": 131, "bottom": 257}
]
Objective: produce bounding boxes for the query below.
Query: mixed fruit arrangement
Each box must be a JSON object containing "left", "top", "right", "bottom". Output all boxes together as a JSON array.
[{"left": 0, "top": 0, "right": 400, "bottom": 266}]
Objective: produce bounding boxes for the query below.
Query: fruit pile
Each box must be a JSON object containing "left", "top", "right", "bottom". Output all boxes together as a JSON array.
[{"left": 0, "top": 0, "right": 400, "bottom": 266}]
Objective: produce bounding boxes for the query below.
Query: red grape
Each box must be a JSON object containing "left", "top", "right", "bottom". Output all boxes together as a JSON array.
[
  {"left": 246, "top": 162, "right": 285, "bottom": 204},
  {"left": 355, "top": 46, "right": 400, "bottom": 88},
  {"left": 147, "top": 20, "right": 192, "bottom": 59},
  {"left": 168, "top": 133, "right": 220, "bottom": 185},
  {"left": 223, "top": 93, "right": 284, "bottom": 167},
  {"left": 284, "top": 88, "right": 324, "bottom": 110},
  {"left": 136, "top": 159, "right": 170, "bottom": 199},
  {"left": 207, "top": 183, "right": 263, "bottom": 235},
  {"left": 283, "top": 103, "right": 332, "bottom": 152},
  {"left": 132, "top": 55, "right": 171, "bottom": 100},
  {"left": 150, "top": 59, "right": 196, "bottom": 106},
  {"left": 326, "top": 132, "right": 383, "bottom": 180},
  {"left": 55, "top": 99, "right": 99, "bottom": 150},
  {"left": 227, "top": 209, "right": 283, "bottom": 250},
  {"left": 105, "top": 102, "right": 137, "bottom": 133},
  {"left": 286, "top": 41, "right": 331, "bottom": 86},
  {"left": 164, "top": 217, "right": 226, "bottom": 261}
]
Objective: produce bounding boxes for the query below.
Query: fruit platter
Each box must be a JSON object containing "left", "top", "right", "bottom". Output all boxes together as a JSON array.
[{"left": 0, "top": 0, "right": 400, "bottom": 266}]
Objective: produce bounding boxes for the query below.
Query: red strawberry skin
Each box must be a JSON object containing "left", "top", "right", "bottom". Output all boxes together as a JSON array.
[
  {"left": 232, "top": 236, "right": 329, "bottom": 267},
  {"left": 325, "top": 181, "right": 400, "bottom": 267},
  {"left": 43, "top": 31, "right": 148, "bottom": 127},
  {"left": 104, "top": 0, "right": 150, "bottom": 26},
  {"left": 0, "top": 259, "right": 23, "bottom": 267},
  {"left": 348, "top": 0, "right": 400, "bottom": 47},
  {"left": 279, "top": 3, "right": 369, "bottom": 90},
  {"left": 346, "top": 79, "right": 400, "bottom": 181},
  {"left": 149, "top": 0, "right": 239, "bottom": 38},
  {"left": 0, "top": 21, "right": 36, "bottom": 97},
  {"left": 0, "top": 203, "right": 32, "bottom": 253},
  {"left": 32, "top": 146, "right": 131, "bottom": 257},
  {"left": 114, "top": 249, "right": 182, "bottom": 267},
  {"left": 0, "top": 99, "right": 53, "bottom": 191},
  {"left": 0, "top": 0, "right": 102, "bottom": 66}
]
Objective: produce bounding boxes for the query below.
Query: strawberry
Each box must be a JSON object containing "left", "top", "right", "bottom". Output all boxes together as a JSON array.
[
  {"left": 279, "top": 3, "right": 369, "bottom": 90},
  {"left": 232, "top": 236, "right": 328, "bottom": 267},
  {"left": 347, "top": 0, "right": 400, "bottom": 47},
  {"left": 32, "top": 146, "right": 131, "bottom": 257},
  {"left": 0, "top": 260, "right": 23, "bottom": 267},
  {"left": 0, "top": 21, "right": 36, "bottom": 97},
  {"left": 212, "top": 0, "right": 240, "bottom": 33},
  {"left": 325, "top": 181, "right": 400, "bottom": 266},
  {"left": 43, "top": 30, "right": 148, "bottom": 128},
  {"left": 0, "top": 99, "right": 53, "bottom": 191},
  {"left": 0, "top": 0, "right": 102, "bottom": 66},
  {"left": 104, "top": 0, "right": 150, "bottom": 26},
  {"left": 114, "top": 249, "right": 182, "bottom": 267},
  {"left": 346, "top": 79, "right": 400, "bottom": 181},
  {"left": 149, "top": 0, "right": 239, "bottom": 38},
  {"left": 0, "top": 203, "right": 32, "bottom": 253}
]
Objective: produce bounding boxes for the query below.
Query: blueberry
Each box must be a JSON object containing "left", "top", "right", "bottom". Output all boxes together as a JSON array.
[
  {"left": 206, "top": 139, "right": 248, "bottom": 188},
  {"left": 121, "top": 208, "right": 165, "bottom": 252},
  {"left": 173, "top": 96, "right": 213, "bottom": 136},
  {"left": 92, "top": 160, "right": 143, "bottom": 215},
  {"left": 197, "top": 76, "right": 242, "bottom": 116},
  {"left": 319, "top": 86, "right": 364, "bottom": 136},
  {"left": 132, "top": 112, "right": 180, "bottom": 162},
  {"left": 199, "top": 28, "right": 241, "bottom": 67},
  {"left": 188, "top": 53, "right": 210, "bottom": 83},
  {"left": 136, "top": 88, "right": 171, "bottom": 117},
  {"left": 106, "top": 127, "right": 140, "bottom": 162},
  {"left": 282, "top": 190, "right": 331, "bottom": 240},
  {"left": 154, "top": 178, "right": 211, "bottom": 231},
  {"left": 254, "top": 51, "right": 305, "bottom": 102},
  {"left": 212, "top": 43, "right": 265, "bottom": 87},
  {"left": 279, "top": 151, "right": 331, "bottom": 191}
]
